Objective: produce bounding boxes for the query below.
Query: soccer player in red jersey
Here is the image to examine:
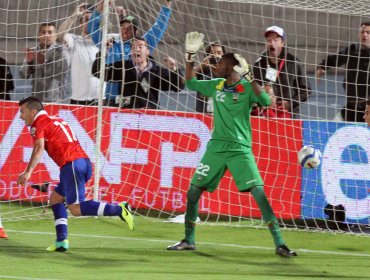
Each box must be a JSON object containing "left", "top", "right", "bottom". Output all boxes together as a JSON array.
[{"left": 17, "top": 96, "right": 134, "bottom": 252}]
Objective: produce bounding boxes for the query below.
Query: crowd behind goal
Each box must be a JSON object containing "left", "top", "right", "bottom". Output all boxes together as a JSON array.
[{"left": 0, "top": 0, "right": 369, "bottom": 122}]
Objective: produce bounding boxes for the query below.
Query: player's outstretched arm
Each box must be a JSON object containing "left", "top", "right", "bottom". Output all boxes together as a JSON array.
[
  {"left": 17, "top": 138, "right": 45, "bottom": 186},
  {"left": 185, "top": 31, "right": 204, "bottom": 81}
]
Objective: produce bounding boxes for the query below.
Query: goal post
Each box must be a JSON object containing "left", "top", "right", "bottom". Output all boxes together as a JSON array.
[{"left": 0, "top": 0, "right": 369, "bottom": 234}]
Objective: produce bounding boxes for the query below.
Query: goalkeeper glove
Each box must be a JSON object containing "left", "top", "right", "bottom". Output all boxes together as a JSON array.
[
  {"left": 233, "top": 54, "right": 254, "bottom": 83},
  {"left": 185, "top": 31, "right": 204, "bottom": 62}
]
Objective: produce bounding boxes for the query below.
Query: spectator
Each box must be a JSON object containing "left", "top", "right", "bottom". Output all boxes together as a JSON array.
[
  {"left": 364, "top": 99, "right": 370, "bottom": 126},
  {"left": 251, "top": 83, "right": 291, "bottom": 118},
  {"left": 0, "top": 56, "right": 14, "bottom": 100},
  {"left": 253, "top": 26, "right": 311, "bottom": 118},
  {"left": 317, "top": 22, "right": 370, "bottom": 122},
  {"left": 20, "top": 21, "right": 69, "bottom": 103},
  {"left": 163, "top": 55, "right": 180, "bottom": 73},
  {"left": 88, "top": 0, "right": 173, "bottom": 105},
  {"left": 114, "top": 5, "right": 127, "bottom": 17},
  {"left": 195, "top": 42, "right": 226, "bottom": 113},
  {"left": 92, "top": 37, "right": 184, "bottom": 109},
  {"left": 57, "top": 3, "right": 103, "bottom": 106}
]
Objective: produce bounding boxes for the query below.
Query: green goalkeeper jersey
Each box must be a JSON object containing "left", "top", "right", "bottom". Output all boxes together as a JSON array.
[{"left": 186, "top": 77, "right": 271, "bottom": 147}]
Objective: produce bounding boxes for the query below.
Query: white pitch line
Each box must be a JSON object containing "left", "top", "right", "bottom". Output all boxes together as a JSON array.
[
  {"left": 6, "top": 229, "right": 370, "bottom": 258},
  {"left": 0, "top": 276, "right": 61, "bottom": 280}
]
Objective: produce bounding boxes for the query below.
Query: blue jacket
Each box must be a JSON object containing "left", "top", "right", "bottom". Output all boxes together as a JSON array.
[{"left": 88, "top": 6, "right": 172, "bottom": 99}]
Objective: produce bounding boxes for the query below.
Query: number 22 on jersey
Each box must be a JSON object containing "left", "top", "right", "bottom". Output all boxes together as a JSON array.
[{"left": 216, "top": 91, "right": 225, "bottom": 103}]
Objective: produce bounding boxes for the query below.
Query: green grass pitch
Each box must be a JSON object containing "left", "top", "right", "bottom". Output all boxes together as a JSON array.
[{"left": 0, "top": 215, "right": 369, "bottom": 280}]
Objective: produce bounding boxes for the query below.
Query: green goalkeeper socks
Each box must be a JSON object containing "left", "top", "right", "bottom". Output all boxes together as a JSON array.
[
  {"left": 184, "top": 185, "right": 284, "bottom": 247},
  {"left": 184, "top": 185, "right": 203, "bottom": 244},
  {"left": 250, "top": 186, "right": 284, "bottom": 247}
]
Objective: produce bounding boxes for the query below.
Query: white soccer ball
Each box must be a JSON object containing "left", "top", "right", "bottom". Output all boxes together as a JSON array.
[{"left": 298, "top": 145, "right": 322, "bottom": 169}]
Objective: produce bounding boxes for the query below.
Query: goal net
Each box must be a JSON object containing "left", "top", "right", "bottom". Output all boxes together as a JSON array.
[{"left": 0, "top": 0, "right": 369, "bottom": 234}]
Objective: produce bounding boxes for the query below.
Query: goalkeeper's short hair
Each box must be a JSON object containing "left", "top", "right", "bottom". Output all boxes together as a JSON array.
[{"left": 221, "top": 53, "right": 239, "bottom": 67}]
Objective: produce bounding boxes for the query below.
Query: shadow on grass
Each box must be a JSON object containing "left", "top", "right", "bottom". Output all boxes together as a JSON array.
[
  {"left": 190, "top": 250, "right": 368, "bottom": 279},
  {"left": 1, "top": 241, "right": 369, "bottom": 279}
]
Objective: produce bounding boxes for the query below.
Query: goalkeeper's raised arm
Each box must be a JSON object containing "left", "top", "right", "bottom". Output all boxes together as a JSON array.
[
  {"left": 185, "top": 31, "right": 204, "bottom": 81},
  {"left": 233, "top": 54, "right": 266, "bottom": 98},
  {"left": 184, "top": 32, "right": 266, "bottom": 98}
]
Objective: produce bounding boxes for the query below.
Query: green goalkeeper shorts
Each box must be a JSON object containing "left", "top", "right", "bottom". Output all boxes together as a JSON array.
[{"left": 191, "top": 140, "right": 264, "bottom": 192}]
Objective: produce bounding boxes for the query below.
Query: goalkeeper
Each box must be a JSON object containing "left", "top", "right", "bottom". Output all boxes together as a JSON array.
[{"left": 167, "top": 32, "right": 297, "bottom": 257}]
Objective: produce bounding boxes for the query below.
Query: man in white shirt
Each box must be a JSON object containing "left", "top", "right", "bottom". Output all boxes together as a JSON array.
[{"left": 58, "top": 3, "right": 104, "bottom": 105}]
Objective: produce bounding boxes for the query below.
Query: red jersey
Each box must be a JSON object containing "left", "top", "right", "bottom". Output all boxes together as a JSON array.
[{"left": 30, "top": 110, "right": 88, "bottom": 168}]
